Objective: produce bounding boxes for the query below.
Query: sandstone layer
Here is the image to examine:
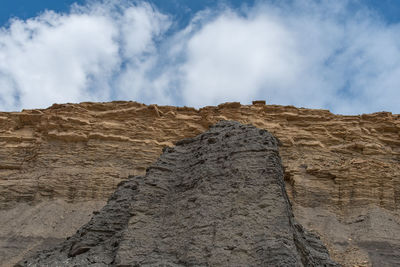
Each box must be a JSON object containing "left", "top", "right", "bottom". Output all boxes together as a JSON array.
[
  {"left": 0, "top": 101, "right": 399, "bottom": 266},
  {"left": 17, "top": 121, "right": 339, "bottom": 267}
]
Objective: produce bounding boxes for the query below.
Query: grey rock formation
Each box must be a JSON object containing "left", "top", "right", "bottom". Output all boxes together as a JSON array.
[{"left": 18, "top": 121, "right": 339, "bottom": 266}]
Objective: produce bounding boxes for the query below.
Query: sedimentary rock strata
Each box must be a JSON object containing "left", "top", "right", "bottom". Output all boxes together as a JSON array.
[
  {"left": 0, "top": 101, "right": 399, "bottom": 266},
  {"left": 17, "top": 121, "right": 339, "bottom": 267}
]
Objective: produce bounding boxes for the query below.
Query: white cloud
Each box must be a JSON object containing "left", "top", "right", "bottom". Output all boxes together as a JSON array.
[
  {"left": 0, "top": 1, "right": 169, "bottom": 110},
  {"left": 170, "top": 0, "right": 400, "bottom": 114},
  {"left": 179, "top": 11, "right": 301, "bottom": 107},
  {"left": 0, "top": 0, "right": 399, "bottom": 114},
  {"left": 0, "top": 10, "right": 117, "bottom": 110}
]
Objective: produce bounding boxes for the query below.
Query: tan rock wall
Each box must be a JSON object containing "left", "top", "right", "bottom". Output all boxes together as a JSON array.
[
  {"left": 1, "top": 101, "right": 399, "bottom": 266},
  {"left": 1, "top": 101, "right": 399, "bottom": 211}
]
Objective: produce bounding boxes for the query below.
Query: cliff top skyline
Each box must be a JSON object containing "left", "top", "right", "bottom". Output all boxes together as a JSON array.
[{"left": 1, "top": 0, "right": 400, "bottom": 114}]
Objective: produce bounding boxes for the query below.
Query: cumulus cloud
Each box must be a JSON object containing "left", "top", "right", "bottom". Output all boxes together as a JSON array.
[
  {"left": 175, "top": 0, "right": 400, "bottom": 113},
  {"left": 0, "top": 0, "right": 169, "bottom": 110},
  {"left": 0, "top": 0, "right": 399, "bottom": 114}
]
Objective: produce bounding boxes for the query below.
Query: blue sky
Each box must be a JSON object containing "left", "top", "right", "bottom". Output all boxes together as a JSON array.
[
  {"left": 1, "top": 1, "right": 400, "bottom": 25},
  {"left": 0, "top": 0, "right": 400, "bottom": 114}
]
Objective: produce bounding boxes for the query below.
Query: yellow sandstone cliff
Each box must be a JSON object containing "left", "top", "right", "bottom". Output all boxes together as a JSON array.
[{"left": 1, "top": 101, "right": 399, "bottom": 266}]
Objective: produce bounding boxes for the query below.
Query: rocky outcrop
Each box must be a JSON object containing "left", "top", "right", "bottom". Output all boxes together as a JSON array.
[
  {"left": 17, "top": 121, "right": 339, "bottom": 267},
  {"left": 0, "top": 101, "right": 399, "bottom": 266}
]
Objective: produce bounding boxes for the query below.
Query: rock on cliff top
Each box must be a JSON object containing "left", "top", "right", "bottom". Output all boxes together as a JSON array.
[{"left": 18, "top": 121, "right": 338, "bottom": 266}]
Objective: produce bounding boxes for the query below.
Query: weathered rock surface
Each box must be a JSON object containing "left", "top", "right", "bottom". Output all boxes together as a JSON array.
[
  {"left": 17, "top": 121, "right": 339, "bottom": 267},
  {"left": 0, "top": 101, "right": 399, "bottom": 266},
  {"left": 0, "top": 200, "right": 105, "bottom": 267}
]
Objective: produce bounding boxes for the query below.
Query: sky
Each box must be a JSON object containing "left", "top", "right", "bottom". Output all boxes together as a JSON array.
[{"left": 0, "top": 0, "right": 399, "bottom": 114}]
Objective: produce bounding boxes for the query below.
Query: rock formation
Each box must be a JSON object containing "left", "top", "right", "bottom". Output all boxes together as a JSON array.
[
  {"left": 0, "top": 101, "right": 399, "bottom": 266},
  {"left": 17, "top": 121, "right": 339, "bottom": 267}
]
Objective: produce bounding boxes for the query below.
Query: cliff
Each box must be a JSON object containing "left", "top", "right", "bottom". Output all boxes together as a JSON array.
[
  {"left": 17, "top": 121, "right": 339, "bottom": 266},
  {"left": 1, "top": 101, "right": 399, "bottom": 266}
]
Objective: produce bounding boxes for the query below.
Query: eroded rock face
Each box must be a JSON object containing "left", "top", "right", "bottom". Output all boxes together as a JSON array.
[
  {"left": 1, "top": 101, "right": 399, "bottom": 266},
  {"left": 17, "top": 121, "right": 339, "bottom": 267}
]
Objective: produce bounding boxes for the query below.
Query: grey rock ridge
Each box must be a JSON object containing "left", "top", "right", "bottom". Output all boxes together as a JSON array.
[{"left": 17, "top": 121, "right": 339, "bottom": 266}]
